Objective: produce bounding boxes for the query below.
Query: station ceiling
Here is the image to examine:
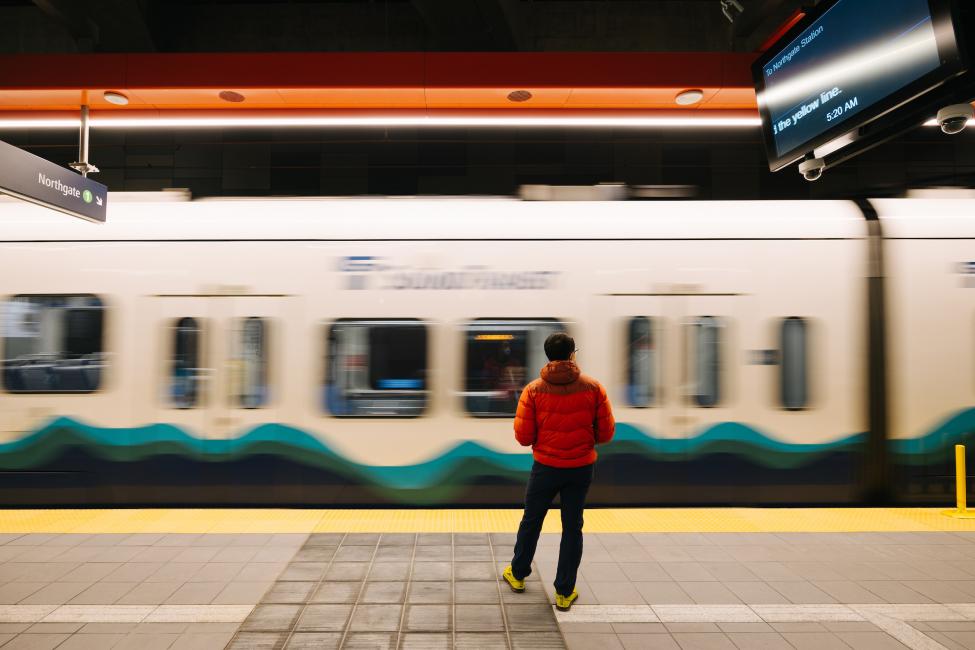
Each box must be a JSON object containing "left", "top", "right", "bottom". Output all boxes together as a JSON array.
[
  {"left": 0, "top": 1, "right": 772, "bottom": 115},
  {"left": 0, "top": 0, "right": 973, "bottom": 199}
]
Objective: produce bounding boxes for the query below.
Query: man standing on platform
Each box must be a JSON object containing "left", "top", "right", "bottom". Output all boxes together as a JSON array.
[{"left": 502, "top": 332, "right": 615, "bottom": 611}]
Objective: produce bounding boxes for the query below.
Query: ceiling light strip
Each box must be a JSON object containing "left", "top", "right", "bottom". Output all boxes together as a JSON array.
[{"left": 0, "top": 115, "right": 762, "bottom": 129}]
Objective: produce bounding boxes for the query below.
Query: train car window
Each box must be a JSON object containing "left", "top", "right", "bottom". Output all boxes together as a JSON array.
[
  {"left": 687, "top": 316, "right": 722, "bottom": 408},
  {"left": 170, "top": 317, "right": 203, "bottom": 408},
  {"left": 780, "top": 317, "right": 809, "bottom": 410},
  {"left": 626, "top": 317, "right": 657, "bottom": 407},
  {"left": 233, "top": 317, "right": 269, "bottom": 408},
  {"left": 464, "top": 319, "right": 563, "bottom": 417},
  {"left": 1, "top": 295, "right": 105, "bottom": 393},
  {"left": 325, "top": 319, "right": 428, "bottom": 417}
]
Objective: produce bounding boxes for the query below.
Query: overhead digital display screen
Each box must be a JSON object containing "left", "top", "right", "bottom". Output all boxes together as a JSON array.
[{"left": 754, "top": 0, "right": 965, "bottom": 171}]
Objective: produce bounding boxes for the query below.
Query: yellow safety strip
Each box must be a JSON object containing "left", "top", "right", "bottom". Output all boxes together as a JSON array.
[{"left": 0, "top": 508, "right": 971, "bottom": 534}]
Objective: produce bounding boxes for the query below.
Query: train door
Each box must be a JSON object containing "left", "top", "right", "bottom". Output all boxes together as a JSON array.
[
  {"left": 155, "top": 297, "right": 211, "bottom": 437},
  {"left": 591, "top": 293, "right": 742, "bottom": 502},
  {"left": 588, "top": 292, "right": 666, "bottom": 504},
  {"left": 156, "top": 296, "right": 290, "bottom": 440},
  {"left": 208, "top": 297, "right": 288, "bottom": 440},
  {"left": 666, "top": 296, "right": 741, "bottom": 435}
]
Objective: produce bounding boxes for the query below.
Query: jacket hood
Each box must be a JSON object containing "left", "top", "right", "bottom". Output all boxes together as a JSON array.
[{"left": 540, "top": 360, "right": 581, "bottom": 385}]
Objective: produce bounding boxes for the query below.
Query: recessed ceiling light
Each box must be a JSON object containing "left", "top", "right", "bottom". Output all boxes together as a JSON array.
[
  {"left": 675, "top": 89, "right": 705, "bottom": 106},
  {"left": 507, "top": 90, "right": 533, "bottom": 103},
  {"left": 103, "top": 91, "right": 129, "bottom": 106},
  {"left": 219, "top": 91, "right": 246, "bottom": 103}
]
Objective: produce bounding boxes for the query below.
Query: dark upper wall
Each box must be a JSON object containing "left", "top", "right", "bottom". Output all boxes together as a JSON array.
[
  {"left": 2, "top": 122, "right": 972, "bottom": 200},
  {"left": 0, "top": 0, "right": 793, "bottom": 54}
]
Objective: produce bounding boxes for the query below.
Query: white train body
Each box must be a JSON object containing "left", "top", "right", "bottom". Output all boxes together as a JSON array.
[
  {"left": 0, "top": 194, "right": 965, "bottom": 504},
  {"left": 879, "top": 199, "right": 975, "bottom": 499}
]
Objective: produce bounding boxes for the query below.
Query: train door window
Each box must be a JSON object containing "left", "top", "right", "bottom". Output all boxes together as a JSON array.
[
  {"left": 170, "top": 317, "right": 203, "bottom": 408},
  {"left": 325, "top": 319, "right": 428, "bottom": 417},
  {"left": 686, "top": 316, "right": 722, "bottom": 408},
  {"left": 464, "top": 319, "right": 563, "bottom": 417},
  {"left": 232, "top": 317, "right": 268, "bottom": 408},
  {"left": 780, "top": 317, "right": 809, "bottom": 410},
  {"left": 2, "top": 295, "right": 105, "bottom": 393},
  {"left": 626, "top": 317, "right": 657, "bottom": 407}
]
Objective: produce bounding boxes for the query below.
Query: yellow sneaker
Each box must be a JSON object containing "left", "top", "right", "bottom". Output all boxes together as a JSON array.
[
  {"left": 555, "top": 589, "right": 579, "bottom": 611},
  {"left": 502, "top": 566, "right": 525, "bottom": 593}
]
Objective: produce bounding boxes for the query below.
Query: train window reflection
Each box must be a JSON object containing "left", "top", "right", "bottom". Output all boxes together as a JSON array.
[
  {"left": 780, "top": 317, "right": 809, "bottom": 410},
  {"left": 626, "top": 317, "right": 657, "bottom": 407},
  {"left": 233, "top": 317, "right": 268, "bottom": 408},
  {"left": 170, "top": 317, "right": 203, "bottom": 408},
  {"left": 464, "top": 319, "right": 563, "bottom": 417},
  {"left": 687, "top": 316, "right": 722, "bottom": 408},
  {"left": 2, "top": 295, "right": 105, "bottom": 393},
  {"left": 325, "top": 319, "right": 428, "bottom": 417}
]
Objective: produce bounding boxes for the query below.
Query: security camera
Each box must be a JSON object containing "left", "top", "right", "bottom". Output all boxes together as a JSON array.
[
  {"left": 798, "top": 157, "right": 826, "bottom": 182},
  {"left": 937, "top": 104, "right": 974, "bottom": 135}
]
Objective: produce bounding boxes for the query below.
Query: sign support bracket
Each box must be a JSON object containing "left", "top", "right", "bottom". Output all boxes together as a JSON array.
[{"left": 68, "top": 105, "right": 99, "bottom": 177}]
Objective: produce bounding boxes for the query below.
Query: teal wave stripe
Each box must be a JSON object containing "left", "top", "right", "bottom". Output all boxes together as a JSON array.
[
  {"left": 0, "top": 407, "right": 967, "bottom": 503},
  {"left": 612, "top": 421, "right": 861, "bottom": 455},
  {"left": 891, "top": 406, "right": 975, "bottom": 464},
  {"left": 0, "top": 416, "right": 863, "bottom": 479}
]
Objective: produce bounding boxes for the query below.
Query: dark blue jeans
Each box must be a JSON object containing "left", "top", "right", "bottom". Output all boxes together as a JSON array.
[{"left": 510, "top": 461, "right": 594, "bottom": 596}]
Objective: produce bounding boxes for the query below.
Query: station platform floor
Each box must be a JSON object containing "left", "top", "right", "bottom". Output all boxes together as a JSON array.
[{"left": 0, "top": 509, "right": 971, "bottom": 650}]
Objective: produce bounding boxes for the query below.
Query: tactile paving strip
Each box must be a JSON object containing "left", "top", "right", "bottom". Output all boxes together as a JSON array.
[
  {"left": 0, "top": 508, "right": 973, "bottom": 534},
  {"left": 226, "top": 532, "right": 566, "bottom": 650}
]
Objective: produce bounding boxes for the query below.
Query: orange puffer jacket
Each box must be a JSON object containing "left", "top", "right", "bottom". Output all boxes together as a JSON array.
[{"left": 513, "top": 360, "right": 615, "bottom": 468}]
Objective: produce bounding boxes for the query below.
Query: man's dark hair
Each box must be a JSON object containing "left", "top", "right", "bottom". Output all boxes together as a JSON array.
[{"left": 544, "top": 332, "right": 575, "bottom": 361}]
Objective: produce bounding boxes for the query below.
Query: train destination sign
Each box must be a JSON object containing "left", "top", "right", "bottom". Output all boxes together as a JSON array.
[
  {"left": 754, "top": 0, "right": 967, "bottom": 171},
  {"left": 0, "top": 139, "right": 107, "bottom": 223}
]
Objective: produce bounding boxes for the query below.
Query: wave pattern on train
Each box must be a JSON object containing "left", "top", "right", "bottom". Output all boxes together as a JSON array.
[{"left": 0, "top": 194, "right": 969, "bottom": 506}]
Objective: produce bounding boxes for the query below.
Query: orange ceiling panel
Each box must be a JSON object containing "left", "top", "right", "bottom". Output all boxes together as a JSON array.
[
  {"left": 278, "top": 88, "right": 427, "bottom": 108},
  {"left": 702, "top": 87, "right": 759, "bottom": 109},
  {"left": 0, "top": 89, "right": 87, "bottom": 110},
  {"left": 124, "top": 88, "right": 287, "bottom": 109},
  {"left": 0, "top": 52, "right": 760, "bottom": 113},
  {"left": 565, "top": 88, "right": 723, "bottom": 109},
  {"left": 425, "top": 88, "right": 573, "bottom": 109}
]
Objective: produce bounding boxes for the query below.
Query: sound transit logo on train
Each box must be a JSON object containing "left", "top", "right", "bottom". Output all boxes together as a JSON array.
[{"left": 338, "top": 256, "right": 560, "bottom": 291}]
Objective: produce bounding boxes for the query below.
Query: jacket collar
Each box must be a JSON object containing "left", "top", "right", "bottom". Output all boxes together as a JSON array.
[{"left": 541, "top": 360, "right": 581, "bottom": 385}]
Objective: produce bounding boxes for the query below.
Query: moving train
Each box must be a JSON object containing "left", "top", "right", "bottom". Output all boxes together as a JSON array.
[{"left": 0, "top": 192, "right": 971, "bottom": 506}]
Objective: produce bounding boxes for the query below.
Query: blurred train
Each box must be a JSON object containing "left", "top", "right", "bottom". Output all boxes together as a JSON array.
[{"left": 0, "top": 192, "right": 971, "bottom": 506}]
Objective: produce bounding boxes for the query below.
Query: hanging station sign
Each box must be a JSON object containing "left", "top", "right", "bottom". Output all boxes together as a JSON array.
[{"left": 0, "top": 139, "right": 107, "bottom": 223}]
